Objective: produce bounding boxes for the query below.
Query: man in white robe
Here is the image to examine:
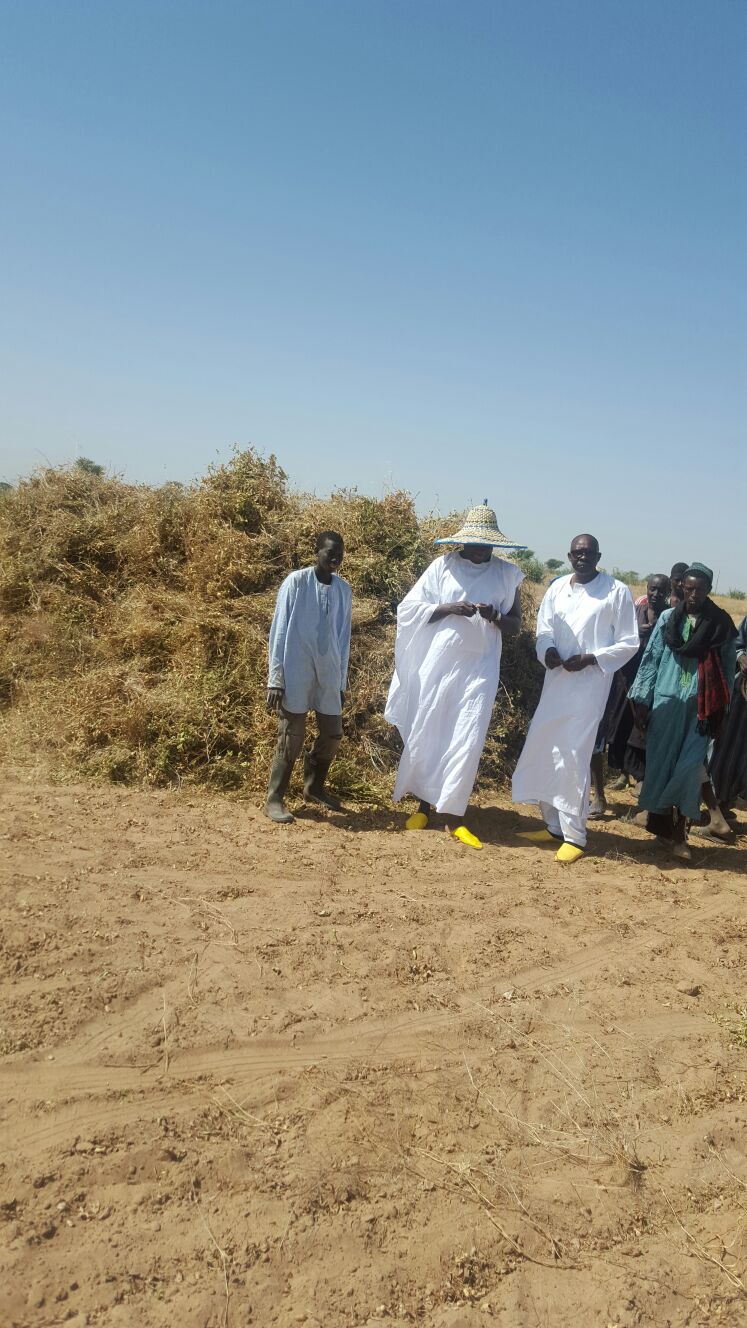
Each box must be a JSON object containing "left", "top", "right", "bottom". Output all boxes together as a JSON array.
[
  {"left": 385, "top": 503, "right": 525, "bottom": 849},
  {"left": 265, "top": 531, "right": 352, "bottom": 823},
  {"left": 512, "top": 533, "right": 638, "bottom": 862}
]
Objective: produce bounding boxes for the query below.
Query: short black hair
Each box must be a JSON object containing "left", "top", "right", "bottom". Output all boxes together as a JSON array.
[
  {"left": 315, "top": 530, "right": 344, "bottom": 552},
  {"left": 570, "top": 533, "right": 600, "bottom": 553},
  {"left": 670, "top": 562, "right": 688, "bottom": 577}
]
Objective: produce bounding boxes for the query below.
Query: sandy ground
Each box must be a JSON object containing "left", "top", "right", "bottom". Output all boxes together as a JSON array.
[{"left": 0, "top": 774, "right": 745, "bottom": 1328}]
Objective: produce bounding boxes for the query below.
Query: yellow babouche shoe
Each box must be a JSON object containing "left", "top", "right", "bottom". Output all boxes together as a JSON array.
[
  {"left": 451, "top": 825, "right": 483, "bottom": 850},
  {"left": 555, "top": 842, "right": 584, "bottom": 864},
  {"left": 517, "top": 829, "right": 557, "bottom": 844},
  {"left": 405, "top": 811, "right": 429, "bottom": 831}
]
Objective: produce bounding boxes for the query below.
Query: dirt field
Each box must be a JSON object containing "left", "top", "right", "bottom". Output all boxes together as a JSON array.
[{"left": 1, "top": 774, "right": 745, "bottom": 1328}]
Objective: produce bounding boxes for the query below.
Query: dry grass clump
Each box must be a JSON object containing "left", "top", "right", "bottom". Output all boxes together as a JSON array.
[{"left": 0, "top": 452, "right": 542, "bottom": 797}]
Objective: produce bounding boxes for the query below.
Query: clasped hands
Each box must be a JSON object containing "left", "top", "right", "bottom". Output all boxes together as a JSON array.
[
  {"left": 545, "top": 647, "right": 597, "bottom": 672},
  {"left": 432, "top": 601, "right": 501, "bottom": 624}
]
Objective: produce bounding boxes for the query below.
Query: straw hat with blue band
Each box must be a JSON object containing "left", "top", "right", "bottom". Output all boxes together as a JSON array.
[{"left": 433, "top": 500, "right": 527, "bottom": 551}]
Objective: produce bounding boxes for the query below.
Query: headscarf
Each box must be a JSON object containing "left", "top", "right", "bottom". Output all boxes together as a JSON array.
[{"left": 664, "top": 567, "right": 735, "bottom": 661}]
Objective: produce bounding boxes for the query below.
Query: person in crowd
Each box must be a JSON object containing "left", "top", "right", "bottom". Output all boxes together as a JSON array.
[
  {"left": 668, "top": 561, "right": 689, "bottom": 607},
  {"left": 705, "top": 613, "right": 747, "bottom": 831},
  {"left": 597, "top": 573, "right": 672, "bottom": 801},
  {"left": 635, "top": 562, "right": 687, "bottom": 610},
  {"left": 265, "top": 531, "right": 352, "bottom": 823},
  {"left": 512, "top": 534, "right": 639, "bottom": 862},
  {"left": 385, "top": 502, "right": 525, "bottom": 850},
  {"left": 628, "top": 563, "right": 737, "bottom": 860}
]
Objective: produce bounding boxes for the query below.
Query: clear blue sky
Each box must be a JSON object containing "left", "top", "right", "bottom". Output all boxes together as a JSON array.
[{"left": 1, "top": 0, "right": 745, "bottom": 585}]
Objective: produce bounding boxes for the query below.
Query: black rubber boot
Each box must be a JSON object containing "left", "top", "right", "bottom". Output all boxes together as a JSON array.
[
  {"left": 265, "top": 754, "right": 295, "bottom": 823},
  {"left": 303, "top": 754, "right": 342, "bottom": 811}
]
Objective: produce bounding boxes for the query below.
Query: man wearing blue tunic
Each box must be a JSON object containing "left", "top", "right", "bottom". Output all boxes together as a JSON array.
[
  {"left": 265, "top": 532, "right": 353, "bottom": 823},
  {"left": 628, "top": 563, "right": 737, "bottom": 860}
]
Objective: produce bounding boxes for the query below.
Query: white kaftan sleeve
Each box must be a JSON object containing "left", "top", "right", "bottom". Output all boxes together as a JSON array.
[
  {"left": 535, "top": 584, "right": 557, "bottom": 667},
  {"left": 267, "top": 574, "right": 297, "bottom": 689},
  {"left": 338, "top": 582, "right": 353, "bottom": 692},
  {"left": 383, "top": 558, "right": 444, "bottom": 729},
  {"left": 500, "top": 561, "right": 525, "bottom": 613},
  {"left": 592, "top": 584, "right": 640, "bottom": 675}
]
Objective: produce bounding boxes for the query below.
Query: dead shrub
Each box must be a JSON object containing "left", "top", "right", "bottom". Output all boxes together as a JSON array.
[{"left": 0, "top": 451, "right": 542, "bottom": 797}]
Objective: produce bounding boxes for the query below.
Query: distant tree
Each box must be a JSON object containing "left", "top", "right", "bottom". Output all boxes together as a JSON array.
[
  {"left": 0, "top": 481, "right": 11, "bottom": 494},
  {"left": 612, "top": 567, "right": 640, "bottom": 587},
  {"left": 515, "top": 547, "right": 536, "bottom": 563},
  {"left": 521, "top": 557, "right": 548, "bottom": 584},
  {"left": 545, "top": 558, "right": 564, "bottom": 571},
  {"left": 728, "top": 587, "right": 746, "bottom": 600},
  {"left": 75, "top": 457, "right": 104, "bottom": 477}
]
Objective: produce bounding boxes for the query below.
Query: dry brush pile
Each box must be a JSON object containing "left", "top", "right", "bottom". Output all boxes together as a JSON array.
[{"left": 0, "top": 451, "right": 543, "bottom": 800}]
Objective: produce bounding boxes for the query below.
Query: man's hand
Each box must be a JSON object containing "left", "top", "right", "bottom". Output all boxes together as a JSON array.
[
  {"left": 633, "top": 701, "right": 650, "bottom": 732},
  {"left": 429, "top": 602, "right": 477, "bottom": 622},
  {"left": 475, "top": 602, "right": 499, "bottom": 623},
  {"left": 266, "top": 687, "right": 284, "bottom": 713},
  {"left": 562, "top": 653, "right": 597, "bottom": 672},
  {"left": 544, "top": 647, "right": 563, "bottom": 670}
]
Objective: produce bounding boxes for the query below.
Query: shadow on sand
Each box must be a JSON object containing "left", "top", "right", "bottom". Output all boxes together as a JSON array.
[{"left": 293, "top": 795, "right": 745, "bottom": 873}]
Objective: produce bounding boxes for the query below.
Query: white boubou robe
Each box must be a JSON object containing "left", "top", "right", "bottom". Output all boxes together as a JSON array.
[
  {"left": 385, "top": 551, "right": 524, "bottom": 816},
  {"left": 512, "top": 573, "right": 639, "bottom": 818}
]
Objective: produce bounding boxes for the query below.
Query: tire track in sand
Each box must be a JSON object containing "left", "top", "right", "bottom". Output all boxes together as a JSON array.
[{"left": 0, "top": 901, "right": 726, "bottom": 1159}]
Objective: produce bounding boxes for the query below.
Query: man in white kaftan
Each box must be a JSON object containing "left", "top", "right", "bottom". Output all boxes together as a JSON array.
[
  {"left": 265, "top": 532, "right": 352, "bottom": 823},
  {"left": 512, "top": 534, "right": 638, "bottom": 861},
  {"left": 385, "top": 503, "right": 526, "bottom": 848}
]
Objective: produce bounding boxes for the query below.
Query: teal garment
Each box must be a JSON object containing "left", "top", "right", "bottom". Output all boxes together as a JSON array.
[{"left": 628, "top": 609, "right": 737, "bottom": 819}]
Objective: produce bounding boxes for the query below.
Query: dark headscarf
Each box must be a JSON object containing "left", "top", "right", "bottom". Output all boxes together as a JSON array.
[
  {"left": 664, "top": 598, "right": 737, "bottom": 659},
  {"left": 664, "top": 564, "right": 736, "bottom": 660}
]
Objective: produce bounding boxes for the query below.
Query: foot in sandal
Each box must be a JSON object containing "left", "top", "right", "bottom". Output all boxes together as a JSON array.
[
  {"left": 555, "top": 842, "right": 585, "bottom": 864},
  {"left": 450, "top": 825, "right": 483, "bottom": 849}
]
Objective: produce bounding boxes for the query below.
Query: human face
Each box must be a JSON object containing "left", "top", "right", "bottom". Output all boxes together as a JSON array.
[
  {"left": 682, "top": 574, "right": 709, "bottom": 614},
  {"left": 670, "top": 572, "right": 685, "bottom": 600},
  {"left": 568, "top": 536, "right": 601, "bottom": 582},
  {"left": 647, "top": 576, "right": 670, "bottom": 614},
  {"left": 316, "top": 538, "right": 344, "bottom": 576},
  {"left": 460, "top": 543, "right": 492, "bottom": 564}
]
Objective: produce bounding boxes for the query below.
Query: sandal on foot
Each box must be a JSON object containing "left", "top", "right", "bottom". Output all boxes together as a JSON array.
[
  {"left": 670, "top": 841, "right": 692, "bottom": 861},
  {"left": 405, "top": 812, "right": 429, "bottom": 831},
  {"left": 451, "top": 825, "right": 483, "bottom": 849},
  {"left": 693, "top": 825, "right": 733, "bottom": 842},
  {"left": 556, "top": 842, "right": 585, "bottom": 864},
  {"left": 517, "top": 829, "right": 558, "bottom": 844}
]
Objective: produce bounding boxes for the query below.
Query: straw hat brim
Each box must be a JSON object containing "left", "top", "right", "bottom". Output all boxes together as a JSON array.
[{"left": 434, "top": 532, "right": 527, "bottom": 549}]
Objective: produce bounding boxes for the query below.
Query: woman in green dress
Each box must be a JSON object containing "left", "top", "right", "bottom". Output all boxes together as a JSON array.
[{"left": 628, "top": 563, "right": 737, "bottom": 860}]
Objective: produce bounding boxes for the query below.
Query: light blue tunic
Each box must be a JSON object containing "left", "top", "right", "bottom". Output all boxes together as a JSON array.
[
  {"left": 628, "top": 608, "right": 737, "bottom": 819},
  {"left": 268, "top": 566, "right": 353, "bottom": 715}
]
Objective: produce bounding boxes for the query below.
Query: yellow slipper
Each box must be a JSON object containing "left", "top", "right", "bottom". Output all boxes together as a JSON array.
[
  {"left": 405, "top": 811, "right": 429, "bottom": 831},
  {"left": 451, "top": 825, "right": 483, "bottom": 850},
  {"left": 517, "top": 829, "right": 558, "bottom": 844},
  {"left": 555, "top": 843, "right": 585, "bottom": 864}
]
